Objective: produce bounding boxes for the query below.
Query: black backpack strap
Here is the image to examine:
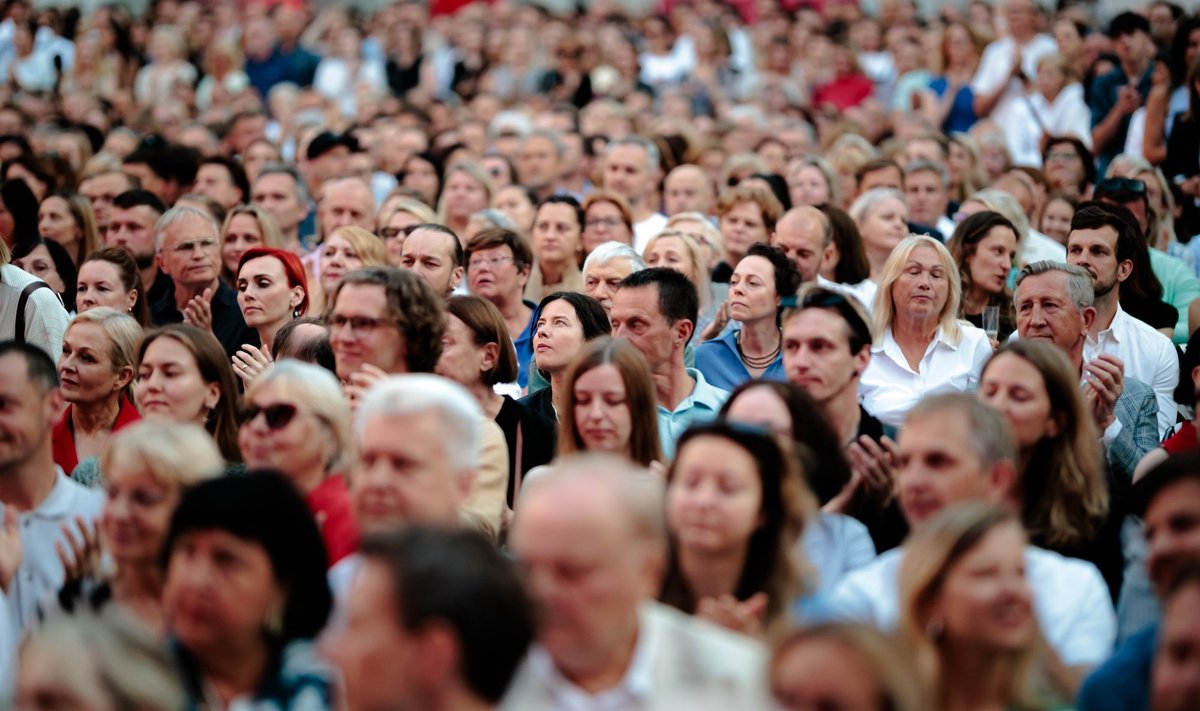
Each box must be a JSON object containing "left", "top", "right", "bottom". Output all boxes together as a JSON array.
[{"left": 15, "top": 281, "right": 51, "bottom": 344}]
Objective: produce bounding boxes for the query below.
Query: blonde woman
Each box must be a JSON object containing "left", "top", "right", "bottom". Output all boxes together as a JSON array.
[
  {"left": 311, "top": 225, "right": 388, "bottom": 313},
  {"left": 436, "top": 163, "right": 494, "bottom": 237},
  {"left": 377, "top": 195, "right": 437, "bottom": 266},
  {"left": 219, "top": 204, "right": 284, "bottom": 286},
  {"left": 898, "top": 504, "right": 1073, "bottom": 711},
  {"left": 644, "top": 229, "right": 718, "bottom": 335},
  {"left": 860, "top": 235, "right": 992, "bottom": 427}
]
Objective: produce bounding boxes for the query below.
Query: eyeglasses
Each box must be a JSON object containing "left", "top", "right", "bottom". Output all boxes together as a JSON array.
[
  {"left": 239, "top": 402, "right": 299, "bottom": 430},
  {"left": 585, "top": 217, "right": 623, "bottom": 229},
  {"left": 468, "top": 255, "right": 515, "bottom": 269},
  {"left": 172, "top": 239, "right": 218, "bottom": 255},
  {"left": 380, "top": 227, "right": 404, "bottom": 240},
  {"left": 1095, "top": 177, "right": 1147, "bottom": 196},
  {"left": 1045, "top": 150, "right": 1080, "bottom": 162},
  {"left": 328, "top": 314, "right": 392, "bottom": 335}
]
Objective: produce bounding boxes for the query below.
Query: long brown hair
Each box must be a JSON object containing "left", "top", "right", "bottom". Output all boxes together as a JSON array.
[{"left": 558, "top": 337, "right": 662, "bottom": 467}]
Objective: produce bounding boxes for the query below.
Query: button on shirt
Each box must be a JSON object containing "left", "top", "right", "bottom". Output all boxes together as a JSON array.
[
  {"left": 657, "top": 368, "right": 729, "bottom": 459},
  {"left": 859, "top": 324, "right": 993, "bottom": 428},
  {"left": 1083, "top": 306, "right": 1179, "bottom": 438}
]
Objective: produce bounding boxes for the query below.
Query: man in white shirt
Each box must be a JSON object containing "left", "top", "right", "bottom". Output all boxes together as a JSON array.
[
  {"left": 902, "top": 160, "right": 955, "bottom": 240},
  {"left": 1066, "top": 203, "right": 1179, "bottom": 437},
  {"left": 502, "top": 454, "right": 766, "bottom": 709},
  {"left": 0, "top": 344, "right": 104, "bottom": 679},
  {"left": 602, "top": 137, "right": 667, "bottom": 254},
  {"left": 830, "top": 393, "right": 1116, "bottom": 670},
  {"left": 971, "top": 0, "right": 1059, "bottom": 166}
]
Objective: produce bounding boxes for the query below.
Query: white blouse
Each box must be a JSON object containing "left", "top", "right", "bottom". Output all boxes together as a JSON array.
[{"left": 859, "top": 323, "right": 993, "bottom": 428}]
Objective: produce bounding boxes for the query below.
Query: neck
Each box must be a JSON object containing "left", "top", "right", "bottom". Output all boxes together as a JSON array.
[
  {"left": 291, "top": 464, "right": 328, "bottom": 494},
  {"left": 423, "top": 689, "right": 496, "bottom": 711},
  {"left": 557, "top": 615, "right": 640, "bottom": 695},
  {"left": 1092, "top": 291, "right": 1118, "bottom": 333},
  {"left": 739, "top": 318, "right": 780, "bottom": 357},
  {"left": 824, "top": 391, "right": 863, "bottom": 445},
  {"left": 280, "top": 230, "right": 304, "bottom": 255},
  {"left": 654, "top": 359, "right": 694, "bottom": 411},
  {"left": 867, "top": 251, "right": 890, "bottom": 281},
  {"left": 111, "top": 558, "right": 164, "bottom": 600},
  {"left": 0, "top": 447, "right": 57, "bottom": 511},
  {"left": 257, "top": 319, "right": 289, "bottom": 351},
  {"left": 72, "top": 396, "right": 123, "bottom": 435},
  {"left": 894, "top": 314, "right": 939, "bottom": 345},
  {"left": 195, "top": 640, "right": 273, "bottom": 705},
  {"left": 964, "top": 286, "right": 990, "bottom": 315},
  {"left": 549, "top": 371, "right": 567, "bottom": 419},
  {"left": 630, "top": 201, "right": 653, "bottom": 223},
  {"left": 940, "top": 647, "right": 1015, "bottom": 711},
  {"left": 539, "top": 259, "right": 569, "bottom": 287},
  {"left": 173, "top": 279, "right": 218, "bottom": 310},
  {"left": 472, "top": 383, "right": 504, "bottom": 420},
  {"left": 497, "top": 296, "right": 531, "bottom": 337},
  {"left": 1124, "top": 57, "right": 1149, "bottom": 80},
  {"left": 677, "top": 546, "right": 747, "bottom": 604}
]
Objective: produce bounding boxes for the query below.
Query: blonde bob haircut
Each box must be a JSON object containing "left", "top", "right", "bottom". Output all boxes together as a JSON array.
[
  {"left": 872, "top": 234, "right": 963, "bottom": 345},
  {"left": 244, "top": 359, "right": 355, "bottom": 475},
  {"left": 898, "top": 503, "right": 1071, "bottom": 711},
  {"left": 326, "top": 225, "right": 388, "bottom": 268},
  {"left": 68, "top": 307, "right": 141, "bottom": 406},
  {"left": 642, "top": 229, "right": 710, "bottom": 297},
  {"left": 100, "top": 420, "right": 224, "bottom": 489},
  {"left": 220, "top": 204, "right": 284, "bottom": 284}
]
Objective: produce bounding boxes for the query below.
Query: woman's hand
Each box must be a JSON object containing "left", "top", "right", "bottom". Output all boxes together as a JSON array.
[
  {"left": 55, "top": 516, "right": 101, "bottom": 586},
  {"left": 232, "top": 344, "right": 274, "bottom": 386},
  {"left": 0, "top": 510, "right": 22, "bottom": 594},
  {"left": 696, "top": 592, "right": 767, "bottom": 638},
  {"left": 700, "top": 301, "right": 731, "bottom": 342}
]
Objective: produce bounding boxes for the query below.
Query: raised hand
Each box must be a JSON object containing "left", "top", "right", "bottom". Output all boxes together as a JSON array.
[
  {"left": 0, "top": 510, "right": 22, "bottom": 594},
  {"left": 696, "top": 592, "right": 767, "bottom": 637},
  {"left": 55, "top": 515, "right": 101, "bottom": 585},
  {"left": 232, "top": 343, "right": 274, "bottom": 385},
  {"left": 182, "top": 288, "right": 214, "bottom": 332}
]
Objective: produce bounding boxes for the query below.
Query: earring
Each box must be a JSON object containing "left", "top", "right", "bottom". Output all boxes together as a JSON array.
[{"left": 293, "top": 306, "right": 301, "bottom": 318}]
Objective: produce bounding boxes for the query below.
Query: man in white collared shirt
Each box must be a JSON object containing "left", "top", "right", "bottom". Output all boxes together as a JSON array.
[
  {"left": 830, "top": 394, "right": 1116, "bottom": 670},
  {"left": 502, "top": 455, "right": 766, "bottom": 710},
  {"left": 0, "top": 343, "right": 104, "bottom": 681},
  {"left": 903, "top": 160, "right": 956, "bottom": 241},
  {"left": 1067, "top": 203, "right": 1179, "bottom": 437}
]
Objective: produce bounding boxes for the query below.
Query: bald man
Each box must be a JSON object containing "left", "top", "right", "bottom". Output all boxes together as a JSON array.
[
  {"left": 772, "top": 206, "right": 834, "bottom": 283},
  {"left": 318, "top": 176, "right": 376, "bottom": 239},
  {"left": 664, "top": 164, "right": 716, "bottom": 217}
]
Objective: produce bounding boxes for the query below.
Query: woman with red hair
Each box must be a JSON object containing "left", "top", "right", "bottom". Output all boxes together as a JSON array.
[{"left": 233, "top": 246, "right": 309, "bottom": 384}]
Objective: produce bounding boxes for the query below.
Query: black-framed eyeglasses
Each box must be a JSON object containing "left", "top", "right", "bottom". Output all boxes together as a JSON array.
[
  {"left": 380, "top": 227, "right": 403, "bottom": 240},
  {"left": 239, "top": 402, "right": 299, "bottom": 430}
]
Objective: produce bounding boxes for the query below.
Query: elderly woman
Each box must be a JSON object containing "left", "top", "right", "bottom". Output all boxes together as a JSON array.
[
  {"left": 233, "top": 247, "right": 309, "bottom": 385},
  {"left": 55, "top": 421, "right": 223, "bottom": 626},
  {"left": 859, "top": 235, "right": 992, "bottom": 428},
  {"left": 696, "top": 243, "right": 800, "bottom": 390},
  {"left": 581, "top": 190, "right": 634, "bottom": 255},
  {"left": 848, "top": 188, "right": 909, "bottom": 281},
  {"left": 220, "top": 205, "right": 284, "bottom": 287},
  {"left": 713, "top": 183, "right": 784, "bottom": 284},
  {"left": 238, "top": 361, "right": 358, "bottom": 566},
  {"left": 582, "top": 241, "right": 645, "bottom": 314},
  {"left": 52, "top": 308, "right": 142, "bottom": 486},
  {"left": 521, "top": 291, "right": 613, "bottom": 423}
]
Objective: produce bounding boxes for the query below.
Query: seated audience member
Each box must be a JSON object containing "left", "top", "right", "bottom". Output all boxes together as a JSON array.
[
  {"left": 720, "top": 381, "right": 877, "bottom": 592},
  {"left": 979, "top": 340, "right": 1124, "bottom": 596},
  {"left": 663, "top": 165, "right": 715, "bottom": 219},
  {"left": 399, "top": 223, "right": 464, "bottom": 297},
  {"left": 76, "top": 247, "right": 149, "bottom": 326},
  {"left": 644, "top": 229, "right": 719, "bottom": 337},
  {"left": 1013, "top": 261, "right": 1159, "bottom": 484},
  {"left": 332, "top": 374, "right": 492, "bottom": 598},
  {"left": 327, "top": 527, "right": 535, "bottom": 711},
  {"left": 611, "top": 268, "right": 729, "bottom": 458},
  {"left": 379, "top": 199, "right": 438, "bottom": 266},
  {"left": 52, "top": 308, "right": 142, "bottom": 485},
  {"left": 464, "top": 228, "right": 537, "bottom": 390},
  {"left": 0, "top": 238, "right": 70, "bottom": 361},
  {"left": 815, "top": 203, "right": 875, "bottom": 309},
  {"left": 232, "top": 246, "right": 308, "bottom": 384},
  {"left": 957, "top": 188, "right": 1066, "bottom": 266},
  {"left": 521, "top": 291, "right": 612, "bottom": 423},
  {"left": 581, "top": 241, "right": 645, "bottom": 314},
  {"left": 898, "top": 504, "right": 1075, "bottom": 710},
  {"left": 1066, "top": 203, "right": 1179, "bottom": 437},
  {"left": 162, "top": 474, "right": 336, "bottom": 709},
  {"left": 859, "top": 235, "right": 993, "bottom": 428},
  {"left": 848, "top": 188, "right": 909, "bottom": 281},
  {"left": 831, "top": 393, "right": 1116, "bottom": 671},
  {"left": 314, "top": 225, "right": 388, "bottom": 314},
  {"left": 1042, "top": 135, "right": 1095, "bottom": 199},
  {"left": 770, "top": 622, "right": 927, "bottom": 711},
  {"left": 711, "top": 184, "right": 783, "bottom": 284},
  {"left": 106, "top": 190, "right": 170, "bottom": 308},
  {"left": 947, "top": 211, "right": 1019, "bottom": 341},
  {"left": 1040, "top": 192, "right": 1079, "bottom": 246},
  {"left": 902, "top": 160, "right": 956, "bottom": 240},
  {"left": 438, "top": 295, "right": 556, "bottom": 503},
  {"left": 601, "top": 136, "right": 669, "bottom": 254},
  {"left": 503, "top": 455, "right": 768, "bottom": 707},
  {"left": 239, "top": 361, "right": 359, "bottom": 567},
  {"left": 1079, "top": 453, "right": 1200, "bottom": 711},
  {"left": 16, "top": 611, "right": 185, "bottom": 711},
  {"left": 772, "top": 206, "right": 835, "bottom": 284},
  {"left": 581, "top": 191, "right": 634, "bottom": 255},
  {"left": 218, "top": 204, "right": 284, "bottom": 287},
  {"left": 660, "top": 420, "right": 811, "bottom": 635},
  {"left": 56, "top": 421, "right": 223, "bottom": 622},
  {"left": 149, "top": 206, "right": 257, "bottom": 359},
  {"left": 135, "top": 324, "right": 242, "bottom": 463},
  {"left": 1148, "top": 565, "right": 1200, "bottom": 711},
  {"left": 666, "top": 212, "right": 724, "bottom": 274},
  {"left": 556, "top": 337, "right": 662, "bottom": 469},
  {"left": 696, "top": 243, "right": 800, "bottom": 390},
  {"left": 271, "top": 317, "right": 336, "bottom": 375},
  {"left": 526, "top": 195, "right": 585, "bottom": 301},
  {"left": 13, "top": 236, "right": 78, "bottom": 312}
]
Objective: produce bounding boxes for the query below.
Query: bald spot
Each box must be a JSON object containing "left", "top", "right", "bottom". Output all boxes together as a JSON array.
[{"left": 776, "top": 206, "right": 830, "bottom": 243}]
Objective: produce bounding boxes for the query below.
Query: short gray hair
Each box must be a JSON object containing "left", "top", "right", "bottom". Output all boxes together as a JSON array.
[
  {"left": 521, "top": 129, "right": 565, "bottom": 158},
  {"left": 906, "top": 393, "right": 1017, "bottom": 471},
  {"left": 355, "top": 374, "right": 483, "bottom": 472},
  {"left": 606, "top": 135, "right": 660, "bottom": 174},
  {"left": 583, "top": 241, "right": 645, "bottom": 277},
  {"left": 153, "top": 205, "right": 220, "bottom": 253},
  {"left": 848, "top": 188, "right": 906, "bottom": 226},
  {"left": 255, "top": 162, "right": 311, "bottom": 206},
  {"left": 903, "top": 159, "right": 949, "bottom": 189},
  {"left": 1014, "top": 261, "right": 1094, "bottom": 312},
  {"left": 247, "top": 360, "right": 354, "bottom": 474}
]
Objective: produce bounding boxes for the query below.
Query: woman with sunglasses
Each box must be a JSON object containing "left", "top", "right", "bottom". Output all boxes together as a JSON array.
[{"left": 238, "top": 360, "right": 358, "bottom": 567}]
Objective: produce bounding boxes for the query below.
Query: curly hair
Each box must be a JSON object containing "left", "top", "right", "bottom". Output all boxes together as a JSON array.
[{"left": 327, "top": 266, "right": 447, "bottom": 374}]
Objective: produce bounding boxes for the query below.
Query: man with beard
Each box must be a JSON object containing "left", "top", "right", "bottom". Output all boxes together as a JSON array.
[
  {"left": 106, "top": 190, "right": 171, "bottom": 308},
  {"left": 1066, "top": 202, "right": 1179, "bottom": 437}
]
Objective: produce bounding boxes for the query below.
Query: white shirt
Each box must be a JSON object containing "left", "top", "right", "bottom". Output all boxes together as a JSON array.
[
  {"left": 801, "top": 512, "right": 877, "bottom": 594},
  {"left": 971, "top": 34, "right": 1059, "bottom": 164},
  {"left": 1020, "top": 228, "right": 1067, "bottom": 266},
  {"left": 1084, "top": 305, "right": 1179, "bottom": 437},
  {"left": 0, "top": 263, "right": 69, "bottom": 362},
  {"left": 830, "top": 545, "right": 1116, "bottom": 667},
  {"left": 1015, "top": 83, "right": 1093, "bottom": 166},
  {"left": 523, "top": 621, "right": 657, "bottom": 711},
  {"left": 936, "top": 215, "right": 957, "bottom": 242},
  {"left": 859, "top": 323, "right": 993, "bottom": 428},
  {"left": 632, "top": 213, "right": 670, "bottom": 255},
  {"left": 816, "top": 276, "right": 877, "bottom": 314}
]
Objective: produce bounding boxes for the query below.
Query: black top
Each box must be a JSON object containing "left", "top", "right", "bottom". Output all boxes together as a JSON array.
[
  {"left": 851, "top": 406, "right": 909, "bottom": 554},
  {"left": 1121, "top": 293, "right": 1178, "bottom": 332},
  {"left": 711, "top": 261, "right": 733, "bottom": 284},
  {"left": 495, "top": 395, "right": 557, "bottom": 508},
  {"left": 151, "top": 278, "right": 259, "bottom": 359},
  {"left": 386, "top": 55, "right": 422, "bottom": 97},
  {"left": 518, "top": 385, "right": 557, "bottom": 425},
  {"left": 1163, "top": 115, "right": 1200, "bottom": 238}
]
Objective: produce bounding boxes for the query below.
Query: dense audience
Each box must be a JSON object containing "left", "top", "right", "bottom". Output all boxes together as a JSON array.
[{"left": 2, "top": 0, "right": 1200, "bottom": 709}]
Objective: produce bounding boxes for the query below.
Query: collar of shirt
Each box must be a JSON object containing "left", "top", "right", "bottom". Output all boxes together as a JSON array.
[
  {"left": 30, "top": 468, "right": 84, "bottom": 520},
  {"left": 1088, "top": 304, "right": 1129, "bottom": 348},
  {"left": 661, "top": 368, "right": 727, "bottom": 415},
  {"left": 874, "top": 325, "right": 957, "bottom": 370}
]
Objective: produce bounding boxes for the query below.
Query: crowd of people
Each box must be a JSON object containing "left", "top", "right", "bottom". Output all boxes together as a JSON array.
[{"left": 0, "top": 0, "right": 1199, "bottom": 709}]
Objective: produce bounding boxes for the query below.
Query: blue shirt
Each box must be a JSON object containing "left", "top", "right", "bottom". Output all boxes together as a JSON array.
[
  {"left": 694, "top": 329, "right": 786, "bottom": 392},
  {"left": 657, "top": 368, "right": 730, "bottom": 459},
  {"left": 514, "top": 300, "right": 538, "bottom": 390},
  {"left": 1077, "top": 623, "right": 1156, "bottom": 711},
  {"left": 929, "top": 77, "right": 977, "bottom": 134}
]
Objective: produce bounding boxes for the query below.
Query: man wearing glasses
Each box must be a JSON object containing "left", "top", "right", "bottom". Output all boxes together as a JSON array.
[{"left": 150, "top": 205, "right": 255, "bottom": 359}]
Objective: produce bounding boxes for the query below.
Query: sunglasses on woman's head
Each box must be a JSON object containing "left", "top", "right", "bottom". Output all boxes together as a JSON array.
[{"left": 239, "top": 402, "right": 299, "bottom": 430}]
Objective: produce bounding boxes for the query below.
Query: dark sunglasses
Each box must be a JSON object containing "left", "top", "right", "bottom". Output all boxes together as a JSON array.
[
  {"left": 239, "top": 402, "right": 299, "bottom": 430},
  {"left": 1094, "top": 177, "right": 1147, "bottom": 196}
]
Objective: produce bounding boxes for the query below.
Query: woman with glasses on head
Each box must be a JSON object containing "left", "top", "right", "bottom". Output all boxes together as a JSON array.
[
  {"left": 219, "top": 205, "right": 284, "bottom": 287},
  {"left": 238, "top": 360, "right": 358, "bottom": 567},
  {"left": 581, "top": 190, "right": 634, "bottom": 256},
  {"left": 376, "top": 196, "right": 436, "bottom": 267},
  {"left": 233, "top": 247, "right": 309, "bottom": 385}
]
